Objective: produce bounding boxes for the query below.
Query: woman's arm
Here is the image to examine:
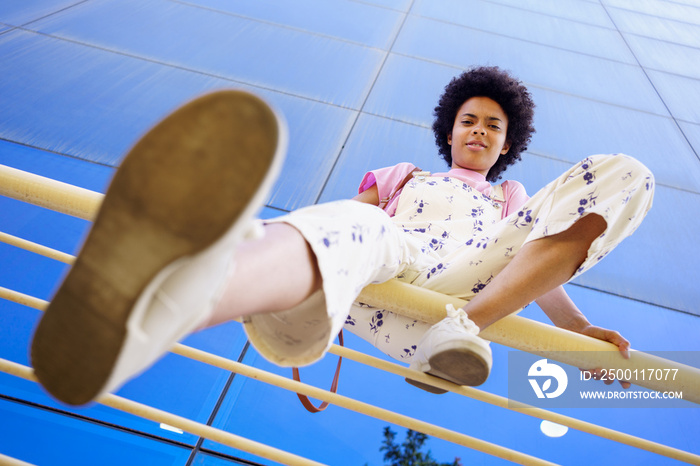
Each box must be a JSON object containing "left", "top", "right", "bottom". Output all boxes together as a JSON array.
[
  {"left": 536, "top": 286, "right": 631, "bottom": 387},
  {"left": 536, "top": 286, "right": 630, "bottom": 357},
  {"left": 535, "top": 286, "right": 590, "bottom": 332},
  {"left": 352, "top": 183, "right": 380, "bottom": 205}
]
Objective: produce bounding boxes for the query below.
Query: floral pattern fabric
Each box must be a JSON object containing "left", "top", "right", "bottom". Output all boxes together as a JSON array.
[{"left": 244, "top": 154, "right": 655, "bottom": 367}]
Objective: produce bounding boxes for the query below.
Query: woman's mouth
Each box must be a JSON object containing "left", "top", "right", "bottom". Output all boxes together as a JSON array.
[{"left": 467, "top": 140, "right": 487, "bottom": 150}]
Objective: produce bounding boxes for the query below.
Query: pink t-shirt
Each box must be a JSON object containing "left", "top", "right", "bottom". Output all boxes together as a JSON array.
[{"left": 358, "top": 162, "right": 529, "bottom": 219}]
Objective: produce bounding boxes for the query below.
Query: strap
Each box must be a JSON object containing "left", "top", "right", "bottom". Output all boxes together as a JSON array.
[
  {"left": 292, "top": 330, "right": 344, "bottom": 413},
  {"left": 378, "top": 168, "right": 427, "bottom": 211},
  {"left": 491, "top": 182, "right": 506, "bottom": 203}
]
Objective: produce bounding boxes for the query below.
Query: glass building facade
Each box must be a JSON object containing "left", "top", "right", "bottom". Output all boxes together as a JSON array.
[{"left": 1, "top": 0, "right": 698, "bottom": 464}]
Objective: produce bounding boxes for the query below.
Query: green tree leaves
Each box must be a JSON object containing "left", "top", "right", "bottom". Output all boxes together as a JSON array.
[{"left": 379, "top": 426, "right": 462, "bottom": 466}]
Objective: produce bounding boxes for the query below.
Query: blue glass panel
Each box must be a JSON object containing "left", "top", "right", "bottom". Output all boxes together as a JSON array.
[
  {"left": 0, "top": 214, "right": 73, "bottom": 301},
  {"left": 526, "top": 87, "right": 700, "bottom": 192},
  {"left": 257, "top": 96, "right": 358, "bottom": 211},
  {"left": 0, "top": 143, "right": 107, "bottom": 296},
  {"left": 0, "top": 0, "right": 83, "bottom": 26},
  {"left": 112, "top": 319, "right": 248, "bottom": 430},
  {"left": 527, "top": 288, "right": 700, "bottom": 462},
  {"left": 29, "top": 0, "right": 385, "bottom": 109},
  {"left": 484, "top": 0, "right": 614, "bottom": 27},
  {"left": 603, "top": 0, "right": 700, "bottom": 26},
  {"left": 673, "top": 0, "right": 700, "bottom": 7},
  {"left": 0, "top": 31, "right": 359, "bottom": 211},
  {"left": 0, "top": 244, "right": 236, "bottom": 445},
  {"left": 646, "top": 70, "right": 700, "bottom": 124},
  {"left": 191, "top": 451, "right": 259, "bottom": 465},
  {"left": 202, "top": 332, "right": 508, "bottom": 465},
  {"left": 508, "top": 155, "right": 700, "bottom": 315},
  {"left": 200, "top": 292, "right": 699, "bottom": 465},
  {"left": 393, "top": 15, "right": 669, "bottom": 115},
  {"left": 317, "top": 113, "right": 445, "bottom": 204},
  {"left": 678, "top": 121, "right": 700, "bottom": 160},
  {"left": 502, "top": 151, "right": 575, "bottom": 196},
  {"left": 607, "top": 7, "right": 700, "bottom": 48},
  {"left": 361, "top": 55, "right": 700, "bottom": 192},
  {"left": 0, "top": 143, "right": 245, "bottom": 444},
  {"left": 0, "top": 398, "right": 192, "bottom": 465},
  {"left": 259, "top": 206, "right": 288, "bottom": 219},
  {"left": 574, "top": 183, "right": 700, "bottom": 316},
  {"left": 1, "top": 1, "right": 699, "bottom": 464},
  {"left": 0, "top": 30, "right": 237, "bottom": 166},
  {"left": 559, "top": 286, "right": 700, "bottom": 352},
  {"left": 177, "top": 0, "right": 404, "bottom": 49},
  {"left": 361, "top": 0, "right": 412, "bottom": 10},
  {"left": 0, "top": 140, "right": 114, "bottom": 193},
  {"left": 363, "top": 53, "right": 460, "bottom": 127},
  {"left": 624, "top": 34, "right": 700, "bottom": 80},
  {"left": 411, "top": 0, "right": 635, "bottom": 63}
]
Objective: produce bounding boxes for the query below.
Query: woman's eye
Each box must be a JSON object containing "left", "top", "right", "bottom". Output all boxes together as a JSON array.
[{"left": 490, "top": 125, "right": 501, "bottom": 130}]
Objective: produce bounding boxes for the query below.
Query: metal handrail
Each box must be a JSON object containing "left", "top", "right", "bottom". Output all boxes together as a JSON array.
[
  {"left": 1, "top": 163, "right": 699, "bottom": 465},
  {"left": 359, "top": 281, "right": 700, "bottom": 404},
  {"left": 2, "top": 163, "right": 698, "bottom": 402},
  {"left": 4, "top": 285, "right": 698, "bottom": 464},
  {"left": 0, "top": 164, "right": 101, "bottom": 220},
  {"left": 0, "top": 357, "right": 324, "bottom": 466}
]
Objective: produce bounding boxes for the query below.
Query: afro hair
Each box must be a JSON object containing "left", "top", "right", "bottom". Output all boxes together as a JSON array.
[{"left": 432, "top": 66, "right": 536, "bottom": 182}]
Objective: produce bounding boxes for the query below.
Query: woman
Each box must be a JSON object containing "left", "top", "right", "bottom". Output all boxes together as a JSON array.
[{"left": 31, "top": 67, "right": 653, "bottom": 406}]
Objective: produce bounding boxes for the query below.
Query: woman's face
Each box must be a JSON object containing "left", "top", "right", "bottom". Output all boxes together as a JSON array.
[{"left": 448, "top": 96, "right": 511, "bottom": 177}]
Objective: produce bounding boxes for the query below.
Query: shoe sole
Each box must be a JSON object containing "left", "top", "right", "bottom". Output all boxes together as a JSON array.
[
  {"left": 31, "top": 90, "right": 282, "bottom": 405},
  {"left": 406, "top": 347, "right": 490, "bottom": 394}
]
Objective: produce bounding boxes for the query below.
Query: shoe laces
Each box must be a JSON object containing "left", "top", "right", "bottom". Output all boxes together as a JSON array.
[{"left": 445, "top": 304, "right": 480, "bottom": 335}]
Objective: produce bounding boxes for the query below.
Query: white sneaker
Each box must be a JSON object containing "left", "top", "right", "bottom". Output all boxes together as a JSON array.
[
  {"left": 31, "top": 90, "right": 287, "bottom": 406},
  {"left": 406, "top": 304, "right": 492, "bottom": 394}
]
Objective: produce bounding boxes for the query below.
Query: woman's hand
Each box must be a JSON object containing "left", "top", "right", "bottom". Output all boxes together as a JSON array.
[
  {"left": 576, "top": 324, "right": 632, "bottom": 389},
  {"left": 536, "top": 287, "right": 632, "bottom": 389},
  {"left": 577, "top": 324, "right": 630, "bottom": 359}
]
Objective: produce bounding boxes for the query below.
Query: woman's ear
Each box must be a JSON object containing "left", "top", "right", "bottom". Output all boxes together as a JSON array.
[
  {"left": 501, "top": 140, "right": 511, "bottom": 155},
  {"left": 447, "top": 132, "right": 452, "bottom": 145}
]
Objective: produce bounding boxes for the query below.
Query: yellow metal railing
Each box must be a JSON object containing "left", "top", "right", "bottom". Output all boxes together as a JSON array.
[
  {"left": 359, "top": 281, "right": 700, "bottom": 403},
  {"left": 0, "top": 164, "right": 101, "bottom": 221},
  {"left": 1, "top": 163, "right": 699, "bottom": 465}
]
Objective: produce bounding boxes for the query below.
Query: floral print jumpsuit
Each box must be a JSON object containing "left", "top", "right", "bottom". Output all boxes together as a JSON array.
[{"left": 243, "top": 154, "right": 655, "bottom": 367}]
